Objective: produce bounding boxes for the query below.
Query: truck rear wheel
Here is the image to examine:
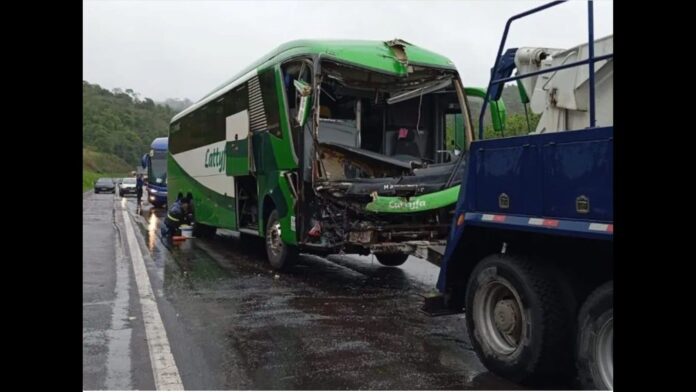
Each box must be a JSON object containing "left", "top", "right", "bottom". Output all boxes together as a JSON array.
[
  {"left": 577, "top": 281, "right": 613, "bottom": 390},
  {"left": 465, "top": 253, "right": 575, "bottom": 385},
  {"left": 265, "top": 210, "right": 297, "bottom": 271},
  {"left": 375, "top": 253, "right": 408, "bottom": 267}
]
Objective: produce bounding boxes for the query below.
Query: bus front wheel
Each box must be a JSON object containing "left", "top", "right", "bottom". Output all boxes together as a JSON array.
[{"left": 265, "top": 210, "right": 297, "bottom": 271}]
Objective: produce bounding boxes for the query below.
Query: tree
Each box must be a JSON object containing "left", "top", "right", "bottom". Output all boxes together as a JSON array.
[{"left": 83, "top": 81, "right": 182, "bottom": 166}]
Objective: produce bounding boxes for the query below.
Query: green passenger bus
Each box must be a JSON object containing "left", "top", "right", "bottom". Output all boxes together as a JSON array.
[{"left": 168, "top": 39, "right": 503, "bottom": 270}]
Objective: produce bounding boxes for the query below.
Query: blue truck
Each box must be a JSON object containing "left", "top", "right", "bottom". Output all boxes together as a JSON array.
[
  {"left": 141, "top": 137, "right": 169, "bottom": 208},
  {"left": 425, "top": 1, "right": 613, "bottom": 388}
]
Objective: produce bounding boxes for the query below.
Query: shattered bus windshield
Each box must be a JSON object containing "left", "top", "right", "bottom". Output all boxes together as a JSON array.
[{"left": 311, "top": 61, "right": 470, "bottom": 197}]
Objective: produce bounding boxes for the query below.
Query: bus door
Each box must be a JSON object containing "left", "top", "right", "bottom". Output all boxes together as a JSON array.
[
  {"left": 225, "top": 109, "right": 251, "bottom": 177},
  {"left": 280, "top": 58, "right": 314, "bottom": 242}
]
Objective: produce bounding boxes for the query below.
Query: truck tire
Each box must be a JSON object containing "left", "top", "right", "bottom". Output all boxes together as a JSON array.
[
  {"left": 375, "top": 253, "right": 408, "bottom": 267},
  {"left": 577, "top": 281, "right": 613, "bottom": 390},
  {"left": 265, "top": 210, "right": 297, "bottom": 271},
  {"left": 465, "top": 253, "right": 575, "bottom": 385}
]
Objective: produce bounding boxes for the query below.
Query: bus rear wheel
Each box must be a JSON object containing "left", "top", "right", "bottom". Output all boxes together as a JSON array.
[
  {"left": 192, "top": 222, "right": 216, "bottom": 239},
  {"left": 375, "top": 253, "right": 408, "bottom": 267},
  {"left": 265, "top": 210, "right": 297, "bottom": 271}
]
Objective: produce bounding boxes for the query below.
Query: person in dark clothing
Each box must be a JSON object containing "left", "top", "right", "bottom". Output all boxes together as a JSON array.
[
  {"left": 136, "top": 174, "right": 144, "bottom": 206},
  {"left": 161, "top": 193, "right": 193, "bottom": 238}
]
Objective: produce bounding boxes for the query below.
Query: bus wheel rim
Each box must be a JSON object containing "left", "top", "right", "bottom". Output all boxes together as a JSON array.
[{"left": 268, "top": 222, "right": 283, "bottom": 257}]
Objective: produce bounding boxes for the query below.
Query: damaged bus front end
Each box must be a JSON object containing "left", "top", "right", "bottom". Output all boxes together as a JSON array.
[{"left": 292, "top": 39, "right": 478, "bottom": 263}]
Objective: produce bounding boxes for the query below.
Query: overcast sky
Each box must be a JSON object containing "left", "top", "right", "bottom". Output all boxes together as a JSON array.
[{"left": 83, "top": 0, "right": 613, "bottom": 102}]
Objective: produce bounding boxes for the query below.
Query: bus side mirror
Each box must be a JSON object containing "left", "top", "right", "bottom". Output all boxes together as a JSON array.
[
  {"left": 294, "top": 79, "right": 312, "bottom": 128},
  {"left": 490, "top": 100, "right": 507, "bottom": 133},
  {"left": 464, "top": 86, "right": 507, "bottom": 134},
  {"left": 141, "top": 153, "right": 148, "bottom": 169}
]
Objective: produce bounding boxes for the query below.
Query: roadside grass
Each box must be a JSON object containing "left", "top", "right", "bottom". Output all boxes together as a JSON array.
[{"left": 83, "top": 148, "right": 133, "bottom": 192}]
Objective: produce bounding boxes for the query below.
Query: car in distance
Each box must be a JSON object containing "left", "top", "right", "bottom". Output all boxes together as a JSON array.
[
  {"left": 94, "top": 178, "right": 115, "bottom": 194},
  {"left": 118, "top": 177, "right": 138, "bottom": 197}
]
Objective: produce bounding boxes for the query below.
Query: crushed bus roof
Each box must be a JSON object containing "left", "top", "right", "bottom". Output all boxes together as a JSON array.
[{"left": 172, "top": 39, "right": 456, "bottom": 123}]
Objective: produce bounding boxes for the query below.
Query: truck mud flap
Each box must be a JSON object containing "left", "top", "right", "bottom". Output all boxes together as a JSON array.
[{"left": 421, "top": 292, "right": 464, "bottom": 317}]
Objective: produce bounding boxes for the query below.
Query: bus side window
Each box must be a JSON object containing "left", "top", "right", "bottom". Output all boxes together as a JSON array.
[
  {"left": 282, "top": 65, "right": 299, "bottom": 114},
  {"left": 445, "top": 112, "right": 464, "bottom": 154},
  {"left": 282, "top": 60, "right": 312, "bottom": 126},
  {"left": 285, "top": 73, "right": 296, "bottom": 110}
]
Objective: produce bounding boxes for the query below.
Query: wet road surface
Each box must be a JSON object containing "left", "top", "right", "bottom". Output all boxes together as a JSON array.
[{"left": 83, "top": 190, "right": 524, "bottom": 390}]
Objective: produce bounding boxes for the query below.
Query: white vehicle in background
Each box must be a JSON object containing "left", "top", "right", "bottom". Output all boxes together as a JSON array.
[{"left": 118, "top": 177, "right": 138, "bottom": 197}]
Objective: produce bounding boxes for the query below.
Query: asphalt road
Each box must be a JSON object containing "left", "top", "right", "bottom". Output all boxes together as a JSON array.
[{"left": 83, "top": 190, "right": 522, "bottom": 390}]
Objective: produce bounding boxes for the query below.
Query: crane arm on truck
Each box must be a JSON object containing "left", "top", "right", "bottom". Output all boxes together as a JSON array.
[{"left": 514, "top": 35, "right": 613, "bottom": 133}]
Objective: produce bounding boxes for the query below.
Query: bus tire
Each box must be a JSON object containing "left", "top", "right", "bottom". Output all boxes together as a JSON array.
[
  {"left": 192, "top": 222, "right": 216, "bottom": 239},
  {"left": 265, "top": 210, "right": 297, "bottom": 271},
  {"left": 465, "top": 253, "right": 575, "bottom": 385},
  {"left": 375, "top": 253, "right": 408, "bottom": 267},
  {"left": 577, "top": 281, "right": 613, "bottom": 390},
  {"left": 239, "top": 232, "right": 264, "bottom": 254}
]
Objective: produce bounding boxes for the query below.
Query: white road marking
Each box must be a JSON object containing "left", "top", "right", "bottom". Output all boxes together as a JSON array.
[
  {"left": 122, "top": 208, "right": 184, "bottom": 390},
  {"left": 104, "top": 208, "right": 133, "bottom": 389}
]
